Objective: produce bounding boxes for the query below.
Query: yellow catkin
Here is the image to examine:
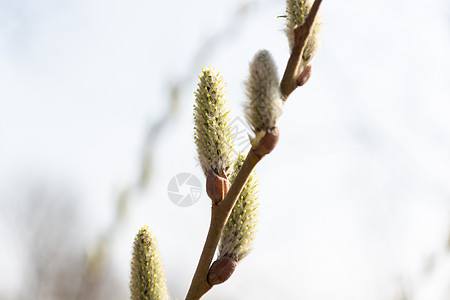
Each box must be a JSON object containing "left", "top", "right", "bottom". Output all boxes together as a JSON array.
[
  {"left": 218, "top": 153, "right": 259, "bottom": 261},
  {"left": 130, "top": 227, "right": 168, "bottom": 300}
]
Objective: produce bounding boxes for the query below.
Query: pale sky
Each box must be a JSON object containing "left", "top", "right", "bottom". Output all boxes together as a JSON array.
[{"left": 1, "top": 0, "right": 450, "bottom": 299}]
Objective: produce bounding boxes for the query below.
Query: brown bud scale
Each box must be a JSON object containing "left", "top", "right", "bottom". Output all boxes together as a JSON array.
[
  {"left": 297, "top": 64, "right": 312, "bottom": 86},
  {"left": 252, "top": 126, "right": 279, "bottom": 159},
  {"left": 206, "top": 170, "right": 229, "bottom": 205},
  {"left": 207, "top": 256, "right": 238, "bottom": 286}
]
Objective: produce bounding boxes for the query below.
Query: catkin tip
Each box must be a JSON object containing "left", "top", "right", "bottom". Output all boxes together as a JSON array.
[{"left": 130, "top": 227, "right": 169, "bottom": 300}]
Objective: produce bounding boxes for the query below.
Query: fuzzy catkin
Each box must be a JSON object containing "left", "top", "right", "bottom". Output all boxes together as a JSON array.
[
  {"left": 194, "top": 67, "right": 234, "bottom": 176},
  {"left": 218, "top": 153, "right": 259, "bottom": 261},
  {"left": 130, "top": 226, "right": 168, "bottom": 300},
  {"left": 245, "top": 50, "right": 282, "bottom": 135},
  {"left": 285, "top": 0, "right": 322, "bottom": 68}
]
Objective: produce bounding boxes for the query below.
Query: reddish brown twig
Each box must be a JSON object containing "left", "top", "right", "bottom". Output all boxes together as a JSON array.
[
  {"left": 185, "top": 1, "right": 322, "bottom": 299},
  {"left": 280, "top": 0, "right": 322, "bottom": 100},
  {"left": 185, "top": 128, "right": 279, "bottom": 300}
]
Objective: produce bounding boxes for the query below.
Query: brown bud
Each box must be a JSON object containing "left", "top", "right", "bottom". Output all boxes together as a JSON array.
[
  {"left": 207, "top": 256, "right": 238, "bottom": 286},
  {"left": 252, "top": 126, "right": 279, "bottom": 159},
  {"left": 296, "top": 64, "right": 312, "bottom": 86},
  {"left": 206, "top": 170, "right": 229, "bottom": 205}
]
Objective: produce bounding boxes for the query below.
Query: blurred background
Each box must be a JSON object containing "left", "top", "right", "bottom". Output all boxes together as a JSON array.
[{"left": 1, "top": 0, "right": 450, "bottom": 299}]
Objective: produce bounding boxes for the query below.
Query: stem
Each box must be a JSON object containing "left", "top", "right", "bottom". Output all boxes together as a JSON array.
[
  {"left": 185, "top": 150, "right": 260, "bottom": 300},
  {"left": 186, "top": 1, "right": 323, "bottom": 297},
  {"left": 280, "top": 0, "right": 322, "bottom": 99}
]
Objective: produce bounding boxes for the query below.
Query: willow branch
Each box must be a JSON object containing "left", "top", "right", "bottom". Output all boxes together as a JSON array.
[
  {"left": 186, "top": 1, "right": 323, "bottom": 299},
  {"left": 185, "top": 149, "right": 261, "bottom": 300},
  {"left": 280, "top": 0, "right": 322, "bottom": 100}
]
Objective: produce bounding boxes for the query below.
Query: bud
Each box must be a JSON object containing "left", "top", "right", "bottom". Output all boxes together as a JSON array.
[
  {"left": 194, "top": 67, "right": 234, "bottom": 177},
  {"left": 296, "top": 64, "right": 312, "bottom": 86},
  {"left": 130, "top": 226, "right": 169, "bottom": 300},
  {"left": 218, "top": 153, "right": 259, "bottom": 261},
  {"left": 207, "top": 256, "right": 238, "bottom": 286},
  {"left": 285, "top": 0, "right": 322, "bottom": 69},
  {"left": 245, "top": 50, "right": 282, "bottom": 143},
  {"left": 206, "top": 170, "right": 229, "bottom": 205},
  {"left": 252, "top": 126, "right": 279, "bottom": 159}
]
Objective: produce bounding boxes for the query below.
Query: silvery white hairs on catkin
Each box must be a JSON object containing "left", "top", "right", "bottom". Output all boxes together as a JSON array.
[{"left": 245, "top": 50, "right": 282, "bottom": 136}]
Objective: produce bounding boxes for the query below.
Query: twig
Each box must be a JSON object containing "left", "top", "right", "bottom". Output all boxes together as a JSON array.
[
  {"left": 185, "top": 149, "right": 261, "bottom": 300},
  {"left": 280, "top": 0, "right": 322, "bottom": 99},
  {"left": 186, "top": 1, "right": 323, "bottom": 299}
]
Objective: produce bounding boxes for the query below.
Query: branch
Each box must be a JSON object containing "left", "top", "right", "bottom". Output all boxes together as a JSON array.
[
  {"left": 280, "top": 0, "right": 322, "bottom": 100},
  {"left": 185, "top": 127, "right": 279, "bottom": 300},
  {"left": 185, "top": 149, "right": 260, "bottom": 300},
  {"left": 186, "top": 2, "right": 323, "bottom": 299}
]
